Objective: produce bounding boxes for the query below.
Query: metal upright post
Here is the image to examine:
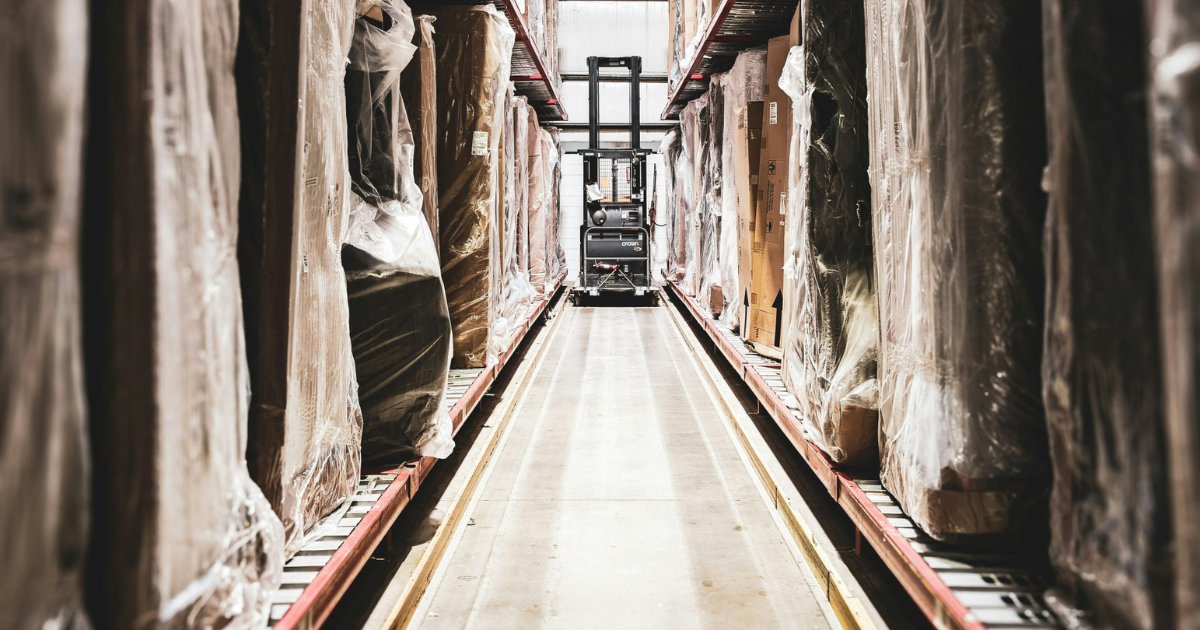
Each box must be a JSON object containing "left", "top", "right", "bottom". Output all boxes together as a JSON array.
[
  {"left": 588, "top": 56, "right": 600, "bottom": 150},
  {"left": 629, "top": 56, "right": 641, "bottom": 149}
]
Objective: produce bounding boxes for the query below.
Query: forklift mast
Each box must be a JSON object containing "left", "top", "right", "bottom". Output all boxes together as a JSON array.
[{"left": 577, "top": 56, "right": 655, "bottom": 297}]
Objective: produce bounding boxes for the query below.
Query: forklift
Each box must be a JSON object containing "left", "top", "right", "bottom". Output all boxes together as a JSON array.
[{"left": 573, "top": 55, "right": 658, "bottom": 304}]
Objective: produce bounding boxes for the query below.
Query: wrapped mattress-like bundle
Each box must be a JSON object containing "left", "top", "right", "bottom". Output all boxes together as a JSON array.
[
  {"left": 0, "top": 1, "right": 89, "bottom": 627},
  {"left": 1041, "top": 2, "right": 1173, "bottom": 628},
  {"left": 1148, "top": 0, "right": 1200, "bottom": 625},
  {"left": 528, "top": 109, "right": 552, "bottom": 294},
  {"left": 430, "top": 5, "right": 516, "bottom": 368},
  {"left": 399, "top": 14, "right": 440, "bottom": 239},
  {"left": 679, "top": 95, "right": 708, "bottom": 298},
  {"left": 238, "top": 0, "right": 364, "bottom": 554},
  {"left": 344, "top": 0, "right": 453, "bottom": 466},
  {"left": 699, "top": 80, "right": 725, "bottom": 316},
  {"left": 717, "top": 48, "right": 766, "bottom": 330},
  {"left": 780, "top": 0, "right": 878, "bottom": 468},
  {"left": 864, "top": 0, "right": 1049, "bottom": 542},
  {"left": 83, "top": 0, "right": 285, "bottom": 625},
  {"left": 545, "top": 128, "right": 568, "bottom": 285}
]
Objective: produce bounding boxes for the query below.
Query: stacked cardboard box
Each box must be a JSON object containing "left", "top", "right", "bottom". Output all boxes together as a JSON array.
[
  {"left": 748, "top": 36, "right": 793, "bottom": 357},
  {"left": 865, "top": 0, "right": 1048, "bottom": 543},
  {"left": 735, "top": 102, "right": 763, "bottom": 341},
  {"left": 84, "top": 0, "right": 285, "bottom": 625},
  {"left": 780, "top": 0, "right": 879, "bottom": 468},
  {"left": 0, "top": 1, "right": 89, "bottom": 627}
]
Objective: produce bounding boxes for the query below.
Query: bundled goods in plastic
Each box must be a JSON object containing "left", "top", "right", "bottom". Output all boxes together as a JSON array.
[
  {"left": 429, "top": 5, "right": 516, "bottom": 368},
  {"left": 675, "top": 97, "right": 706, "bottom": 297},
  {"left": 344, "top": 0, "right": 454, "bottom": 466},
  {"left": 82, "top": 0, "right": 285, "bottom": 625},
  {"left": 864, "top": 0, "right": 1049, "bottom": 542},
  {"left": 698, "top": 80, "right": 725, "bottom": 316},
  {"left": 734, "top": 101, "right": 764, "bottom": 342},
  {"left": 779, "top": 0, "right": 878, "bottom": 468},
  {"left": 1148, "top": 0, "right": 1200, "bottom": 625},
  {"left": 400, "top": 14, "right": 440, "bottom": 238},
  {"left": 748, "top": 36, "right": 794, "bottom": 357},
  {"left": 528, "top": 112, "right": 557, "bottom": 295},
  {"left": 512, "top": 96, "right": 533, "bottom": 288},
  {"left": 1040, "top": 2, "right": 1173, "bottom": 628},
  {"left": 545, "top": 128, "right": 569, "bottom": 284},
  {"left": 662, "top": 129, "right": 693, "bottom": 287},
  {"left": 717, "top": 48, "right": 767, "bottom": 332},
  {"left": 238, "top": 0, "right": 364, "bottom": 554},
  {"left": 0, "top": 1, "right": 89, "bottom": 627},
  {"left": 498, "top": 88, "right": 537, "bottom": 353}
]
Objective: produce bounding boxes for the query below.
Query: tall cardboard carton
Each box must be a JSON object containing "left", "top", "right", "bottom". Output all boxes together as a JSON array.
[
  {"left": 750, "top": 36, "right": 792, "bottom": 355},
  {"left": 736, "top": 102, "right": 763, "bottom": 341}
]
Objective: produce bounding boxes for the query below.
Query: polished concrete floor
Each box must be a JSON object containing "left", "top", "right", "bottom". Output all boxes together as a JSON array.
[{"left": 414, "top": 306, "right": 836, "bottom": 630}]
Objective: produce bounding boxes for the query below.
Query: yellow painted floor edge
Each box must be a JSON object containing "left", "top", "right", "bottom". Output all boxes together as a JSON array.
[
  {"left": 381, "top": 297, "right": 568, "bottom": 630},
  {"left": 662, "top": 297, "right": 878, "bottom": 630}
]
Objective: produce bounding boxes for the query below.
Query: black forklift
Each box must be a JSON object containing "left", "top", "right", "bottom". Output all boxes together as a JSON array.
[{"left": 573, "top": 55, "right": 658, "bottom": 304}]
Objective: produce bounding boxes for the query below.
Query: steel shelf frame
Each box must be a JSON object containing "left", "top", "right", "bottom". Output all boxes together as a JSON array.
[
  {"left": 661, "top": 0, "right": 798, "bottom": 120},
  {"left": 667, "top": 281, "right": 1063, "bottom": 630},
  {"left": 270, "top": 279, "right": 566, "bottom": 630},
  {"left": 494, "top": 0, "right": 567, "bottom": 121}
]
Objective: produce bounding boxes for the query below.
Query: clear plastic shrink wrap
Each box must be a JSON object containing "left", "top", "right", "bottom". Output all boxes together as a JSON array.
[
  {"left": 718, "top": 49, "right": 767, "bottom": 330},
  {"left": 528, "top": 110, "right": 552, "bottom": 294},
  {"left": 678, "top": 97, "right": 706, "bottom": 297},
  {"left": 498, "top": 88, "right": 536, "bottom": 355},
  {"left": 661, "top": 130, "right": 683, "bottom": 281},
  {"left": 513, "top": 97, "right": 532, "bottom": 284},
  {"left": 400, "top": 14, "right": 440, "bottom": 238},
  {"left": 1148, "top": 0, "right": 1200, "bottom": 626},
  {"left": 0, "top": 1, "right": 89, "bottom": 627},
  {"left": 779, "top": 0, "right": 878, "bottom": 468},
  {"left": 545, "top": 128, "right": 569, "bottom": 285},
  {"left": 430, "top": 6, "right": 516, "bottom": 368},
  {"left": 344, "top": 0, "right": 454, "bottom": 465},
  {"left": 863, "top": 0, "right": 1049, "bottom": 542},
  {"left": 699, "top": 80, "right": 726, "bottom": 315},
  {"left": 238, "top": 0, "right": 363, "bottom": 555},
  {"left": 1040, "top": 2, "right": 1173, "bottom": 628},
  {"left": 83, "top": 0, "right": 285, "bottom": 625}
]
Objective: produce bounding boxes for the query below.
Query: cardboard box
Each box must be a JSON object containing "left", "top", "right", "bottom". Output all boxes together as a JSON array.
[
  {"left": 736, "top": 101, "right": 763, "bottom": 340},
  {"left": 750, "top": 36, "right": 792, "bottom": 352}
]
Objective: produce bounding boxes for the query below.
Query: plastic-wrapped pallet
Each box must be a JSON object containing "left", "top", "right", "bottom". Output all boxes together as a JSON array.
[
  {"left": 430, "top": 6, "right": 515, "bottom": 368},
  {"left": 529, "top": 111, "right": 553, "bottom": 295},
  {"left": 498, "top": 88, "right": 536, "bottom": 357},
  {"left": 0, "top": 1, "right": 89, "bottom": 627},
  {"left": 699, "top": 80, "right": 726, "bottom": 316},
  {"left": 678, "top": 97, "right": 706, "bottom": 297},
  {"left": 238, "top": 0, "right": 364, "bottom": 554},
  {"left": 661, "top": 130, "right": 683, "bottom": 282},
  {"left": 82, "top": 0, "right": 285, "bottom": 625},
  {"left": 545, "top": 128, "right": 569, "bottom": 286},
  {"left": 1041, "top": 2, "right": 1173, "bottom": 628},
  {"left": 779, "top": 0, "right": 878, "bottom": 468},
  {"left": 864, "top": 0, "right": 1049, "bottom": 542},
  {"left": 1148, "top": 0, "right": 1200, "bottom": 625},
  {"left": 344, "top": 0, "right": 454, "bottom": 466},
  {"left": 513, "top": 96, "right": 532, "bottom": 286},
  {"left": 400, "top": 14, "right": 440, "bottom": 239},
  {"left": 717, "top": 48, "right": 767, "bottom": 331}
]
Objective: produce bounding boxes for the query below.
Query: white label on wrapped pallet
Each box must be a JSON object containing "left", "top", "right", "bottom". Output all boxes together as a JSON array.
[
  {"left": 472, "top": 131, "right": 489, "bottom": 156},
  {"left": 779, "top": 191, "right": 788, "bottom": 216},
  {"left": 769, "top": 102, "right": 778, "bottom": 125}
]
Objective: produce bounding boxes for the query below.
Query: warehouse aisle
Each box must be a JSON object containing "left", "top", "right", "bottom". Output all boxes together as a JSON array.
[{"left": 413, "top": 305, "right": 836, "bottom": 629}]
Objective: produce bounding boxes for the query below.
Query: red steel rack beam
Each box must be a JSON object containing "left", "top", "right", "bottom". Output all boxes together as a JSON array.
[
  {"left": 273, "top": 281, "right": 565, "bottom": 630},
  {"left": 496, "top": 0, "right": 567, "bottom": 121},
  {"left": 662, "top": 0, "right": 736, "bottom": 120},
  {"left": 666, "top": 281, "right": 984, "bottom": 630}
]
